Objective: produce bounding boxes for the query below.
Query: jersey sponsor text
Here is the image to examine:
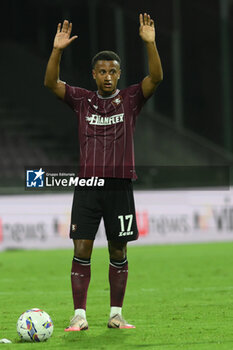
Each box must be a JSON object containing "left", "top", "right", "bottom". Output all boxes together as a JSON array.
[{"left": 86, "top": 113, "right": 124, "bottom": 125}]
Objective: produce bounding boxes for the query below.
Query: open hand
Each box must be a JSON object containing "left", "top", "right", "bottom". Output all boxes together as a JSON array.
[
  {"left": 53, "top": 20, "right": 78, "bottom": 50},
  {"left": 139, "top": 13, "right": 155, "bottom": 43}
]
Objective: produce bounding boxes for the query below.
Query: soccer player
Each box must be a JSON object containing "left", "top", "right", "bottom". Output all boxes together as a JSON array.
[{"left": 44, "top": 13, "right": 163, "bottom": 330}]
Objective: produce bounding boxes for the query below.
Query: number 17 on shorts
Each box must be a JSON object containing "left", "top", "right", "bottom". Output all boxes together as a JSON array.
[{"left": 118, "top": 215, "right": 134, "bottom": 237}]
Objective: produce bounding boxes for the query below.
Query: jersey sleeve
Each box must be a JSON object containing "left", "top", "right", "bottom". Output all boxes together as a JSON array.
[
  {"left": 127, "top": 82, "right": 147, "bottom": 117},
  {"left": 64, "top": 84, "right": 90, "bottom": 111}
]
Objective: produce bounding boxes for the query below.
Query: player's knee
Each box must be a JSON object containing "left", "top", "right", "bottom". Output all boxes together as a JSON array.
[
  {"left": 108, "top": 241, "right": 127, "bottom": 261},
  {"left": 73, "top": 239, "right": 93, "bottom": 259}
]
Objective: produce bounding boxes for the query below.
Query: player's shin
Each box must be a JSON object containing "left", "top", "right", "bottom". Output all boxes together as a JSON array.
[
  {"left": 109, "top": 258, "right": 128, "bottom": 317},
  {"left": 71, "top": 257, "right": 91, "bottom": 318}
]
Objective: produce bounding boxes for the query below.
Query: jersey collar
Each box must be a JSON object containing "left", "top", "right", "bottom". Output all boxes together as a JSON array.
[{"left": 96, "top": 89, "right": 120, "bottom": 99}]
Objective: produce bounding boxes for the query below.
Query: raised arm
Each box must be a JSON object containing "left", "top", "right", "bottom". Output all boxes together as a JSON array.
[
  {"left": 44, "top": 20, "right": 78, "bottom": 99},
  {"left": 139, "top": 13, "right": 163, "bottom": 99}
]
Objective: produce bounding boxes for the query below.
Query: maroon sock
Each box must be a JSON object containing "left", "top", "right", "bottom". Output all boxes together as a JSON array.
[
  {"left": 71, "top": 257, "right": 91, "bottom": 310},
  {"left": 109, "top": 259, "right": 128, "bottom": 307}
]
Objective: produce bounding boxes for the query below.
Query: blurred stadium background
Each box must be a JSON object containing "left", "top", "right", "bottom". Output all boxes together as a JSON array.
[{"left": 0, "top": 0, "right": 233, "bottom": 250}]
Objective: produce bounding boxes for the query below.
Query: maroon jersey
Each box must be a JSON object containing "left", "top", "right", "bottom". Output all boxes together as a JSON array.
[{"left": 64, "top": 83, "right": 147, "bottom": 179}]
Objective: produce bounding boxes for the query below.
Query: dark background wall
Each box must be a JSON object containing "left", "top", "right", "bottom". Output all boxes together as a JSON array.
[{"left": 1, "top": 0, "right": 232, "bottom": 148}]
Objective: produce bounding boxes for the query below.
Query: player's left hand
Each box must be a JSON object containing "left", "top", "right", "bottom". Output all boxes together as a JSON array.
[{"left": 139, "top": 13, "right": 155, "bottom": 43}]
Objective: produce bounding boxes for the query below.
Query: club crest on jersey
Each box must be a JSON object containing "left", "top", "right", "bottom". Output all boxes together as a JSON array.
[
  {"left": 111, "top": 95, "right": 123, "bottom": 107},
  {"left": 86, "top": 113, "right": 124, "bottom": 125}
]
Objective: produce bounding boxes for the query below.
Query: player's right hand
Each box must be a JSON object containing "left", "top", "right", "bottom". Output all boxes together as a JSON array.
[{"left": 53, "top": 20, "right": 78, "bottom": 50}]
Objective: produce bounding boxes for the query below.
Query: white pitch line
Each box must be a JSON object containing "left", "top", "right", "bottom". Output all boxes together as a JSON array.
[
  {"left": 184, "top": 286, "right": 233, "bottom": 292},
  {"left": 0, "top": 291, "right": 70, "bottom": 295}
]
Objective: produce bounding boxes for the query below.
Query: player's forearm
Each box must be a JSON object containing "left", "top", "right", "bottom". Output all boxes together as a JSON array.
[
  {"left": 146, "top": 41, "right": 163, "bottom": 84},
  {"left": 44, "top": 48, "right": 63, "bottom": 89}
]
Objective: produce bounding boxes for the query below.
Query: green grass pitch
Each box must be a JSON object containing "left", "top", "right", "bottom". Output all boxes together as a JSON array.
[{"left": 1, "top": 242, "right": 233, "bottom": 349}]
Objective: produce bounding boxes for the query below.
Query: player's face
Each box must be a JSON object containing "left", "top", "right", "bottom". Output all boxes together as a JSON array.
[{"left": 92, "top": 60, "right": 121, "bottom": 97}]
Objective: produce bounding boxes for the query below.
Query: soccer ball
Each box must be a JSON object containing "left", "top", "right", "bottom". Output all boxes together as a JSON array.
[{"left": 17, "top": 308, "right": 53, "bottom": 342}]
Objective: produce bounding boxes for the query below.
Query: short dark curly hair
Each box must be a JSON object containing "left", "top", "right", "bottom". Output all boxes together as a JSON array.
[{"left": 92, "top": 51, "right": 121, "bottom": 68}]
